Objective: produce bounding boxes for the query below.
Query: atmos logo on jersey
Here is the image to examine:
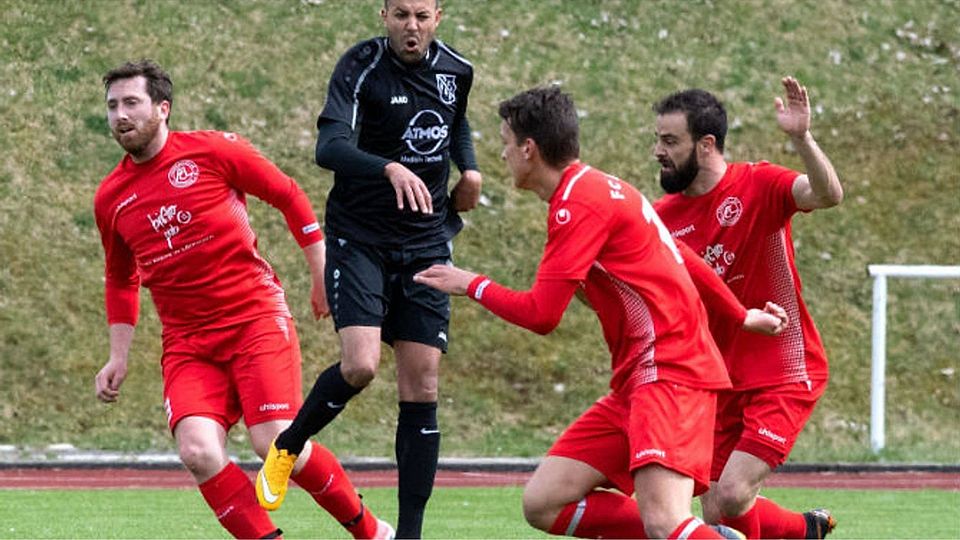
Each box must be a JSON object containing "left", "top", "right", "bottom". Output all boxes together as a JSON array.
[
  {"left": 168, "top": 159, "right": 199, "bottom": 188},
  {"left": 401, "top": 109, "right": 449, "bottom": 162}
]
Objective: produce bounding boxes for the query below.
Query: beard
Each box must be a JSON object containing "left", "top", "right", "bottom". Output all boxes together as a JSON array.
[
  {"left": 113, "top": 112, "right": 163, "bottom": 159},
  {"left": 659, "top": 147, "right": 699, "bottom": 194}
]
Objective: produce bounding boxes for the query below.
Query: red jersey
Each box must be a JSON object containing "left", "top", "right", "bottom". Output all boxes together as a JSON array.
[
  {"left": 467, "top": 162, "right": 730, "bottom": 395},
  {"left": 94, "top": 131, "right": 323, "bottom": 332},
  {"left": 653, "top": 161, "right": 828, "bottom": 389}
]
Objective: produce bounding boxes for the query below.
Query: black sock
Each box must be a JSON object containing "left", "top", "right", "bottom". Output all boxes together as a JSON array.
[
  {"left": 275, "top": 362, "right": 361, "bottom": 455},
  {"left": 395, "top": 401, "right": 440, "bottom": 539}
]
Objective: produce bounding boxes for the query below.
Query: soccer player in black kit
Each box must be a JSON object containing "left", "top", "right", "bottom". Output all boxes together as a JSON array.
[{"left": 256, "top": 1, "right": 481, "bottom": 538}]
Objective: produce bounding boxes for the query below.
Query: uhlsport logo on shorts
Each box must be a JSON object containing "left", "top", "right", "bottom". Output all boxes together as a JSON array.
[{"left": 168, "top": 159, "right": 200, "bottom": 188}]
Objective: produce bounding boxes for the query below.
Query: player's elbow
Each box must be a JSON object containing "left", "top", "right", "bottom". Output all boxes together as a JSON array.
[
  {"left": 529, "top": 314, "right": 562, "bottom": 336},
  {"left": 315, "top": 138, "right": 335, "bottom": 168}
]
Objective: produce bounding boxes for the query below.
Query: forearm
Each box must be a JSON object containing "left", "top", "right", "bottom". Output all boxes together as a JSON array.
[
  {"left": 108, "top": 323, "right": 135, "bottom": 362},
  {"left": 792, "top": 131, "right": 843, "bottom": 208},
  {"left": 449, "top": 115, "right": 478, "bottom": 172},
  {"left": 301, "top": 240, "right": 325, "bottom": 282},
  {"left": 467, "top": 276, "right": 577, "bottom": 335},
  {"left": 315, "top": 120, "right": 390, "bottom": 177},
  {"left": 678, "top": 241, "right": 747, "bottom": 326}
]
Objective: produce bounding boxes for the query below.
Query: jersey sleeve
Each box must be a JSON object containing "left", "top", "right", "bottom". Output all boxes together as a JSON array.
[
  {"left": 537, "top": 201, "right": 609, "bottom": 281},
  {"left": 318, "top": 40, "right": 381, "bottom": 129},
  {"left": 466, "top": 274, "right": 579, "bottom": 335},
  {"left": 215, "top": 133, "right": 323, "bottom": 247},
  {"left": 753, "top": 161, "right": 802, "bottom": 219},
  {"left": 94, "top": 198, "right": 140, "bottom": 325}
]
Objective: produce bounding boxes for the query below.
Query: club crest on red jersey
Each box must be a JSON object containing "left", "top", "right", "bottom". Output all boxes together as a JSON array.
[
  {"left": 716, "top": 196, "right": 743, "bottom": 227},
  {"left": 555, "top": 208, "right": 571, "bottom": 225},
  {"left": 168, "top": 159, "right": 199, "bottom": 189}
]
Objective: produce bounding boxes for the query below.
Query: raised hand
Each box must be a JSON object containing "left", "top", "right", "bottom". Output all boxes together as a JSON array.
[{"left": 774, "top": 76, "right": 811, "bottom": 139}]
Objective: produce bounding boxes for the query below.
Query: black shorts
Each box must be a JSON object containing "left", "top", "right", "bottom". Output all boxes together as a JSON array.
[{"left": 325, "top": 235, "right": 452, "bottom": 352}]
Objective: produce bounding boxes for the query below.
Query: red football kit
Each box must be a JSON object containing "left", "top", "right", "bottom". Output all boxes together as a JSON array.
[
  {"left": 94, "top": 130, "right": 323, "bottom": 430},
  {"left": 653, "top": 161, "right": 827, "bottom": 389},
  {"left": 465, "top": 162, "right": 731, "bottom": 493},
  {"left": 654, "top": 161, "right": 829, "bottom": 471}
]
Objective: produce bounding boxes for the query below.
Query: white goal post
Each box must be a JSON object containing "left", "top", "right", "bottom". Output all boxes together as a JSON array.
[{"left": 867, "top": 264, "right": 960, "bottom": 452}]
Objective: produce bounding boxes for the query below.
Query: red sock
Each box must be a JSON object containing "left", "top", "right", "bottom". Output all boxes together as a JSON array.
[
  {"left": 292, "top": 442, "right": 377, "bottom": 539},
  {"left": 668, "top": 517, "right": 724, "bottom": 539},
  {"left": 721, "top": 501, "right": 760, "bottom": 539},
  {"left": 198, "top": 462, "right": 278, "bottom": 539},
  {"left": 754, "top": 496, "right": 807, "bottom": 538},
  {"left": 548, "top": 490, "right": 647, "bottom": 538}
]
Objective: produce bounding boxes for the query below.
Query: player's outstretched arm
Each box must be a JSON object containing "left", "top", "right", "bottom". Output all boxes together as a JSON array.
[
  {"left": 413, "top": 264, "right": 477, "bottom": 295},
  {"left": 775, "top": 76, "right": 843, "bottom": 210},
  {"left": 95, "top": 323, "right": 134, "bottom": 403}
]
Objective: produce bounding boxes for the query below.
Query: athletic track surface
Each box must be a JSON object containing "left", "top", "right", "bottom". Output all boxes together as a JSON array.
[{"left": 2, "top": 468, "right": 958, "bottom": 490}]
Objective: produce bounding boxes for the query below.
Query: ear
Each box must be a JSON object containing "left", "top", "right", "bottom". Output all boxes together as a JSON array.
[
  {"left": 521, "top": 137, "right": 536, "bottom": 161},
  {"left": 698, "top": 134, "right": 717, "bottom": 154},
  {"left": 158, "top": 100, "right": 171, "bottom": 121}
]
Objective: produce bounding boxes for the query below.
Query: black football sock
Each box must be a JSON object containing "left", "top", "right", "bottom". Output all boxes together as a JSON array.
[
  {"left": 275, "top": 362, "right": 361, "bottom": 455},
  {"left": 395, "top": 401, "right": 440, "bottom": 539}
]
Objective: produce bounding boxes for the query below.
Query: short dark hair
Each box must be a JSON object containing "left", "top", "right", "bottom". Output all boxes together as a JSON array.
[
  {"left": 652, "top": 89, "right": 727, "bottom": 152},
  {"left": 102, "top": 59, "right": 173, "bottom": 110},
  {"left": 383, "top": 0, "right": 440, "bottom": 9},
  {"left": 498, "top": 86, "right": 579, "bottom": 168}
]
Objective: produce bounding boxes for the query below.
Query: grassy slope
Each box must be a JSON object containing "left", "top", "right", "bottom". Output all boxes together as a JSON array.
[{"left": 0, "top": 0, "right": 957, "bottom": 461}]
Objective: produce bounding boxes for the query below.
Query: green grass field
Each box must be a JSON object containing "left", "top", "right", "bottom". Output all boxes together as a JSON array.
[
  {"left": 1, "top": 486, "right": 958, "bottom": 539},
  {"left": 1, "top": 0, "right": 958, "bottom": 464}
]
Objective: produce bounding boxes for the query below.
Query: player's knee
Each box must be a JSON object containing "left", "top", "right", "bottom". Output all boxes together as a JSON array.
[
  {"left": 339, "top": 361, "right": 377, "bottom": 388},
  {"left": 715, "top": 479, "right": 753, "bottom": 517},
  {"left": 521, "top": 487, "right": 556, "bottom": 531},
  {"left": 178, "top": 440, "right": 225, "bottom": 479},
  {"left": 640, "top": 507, "right": 677, "bottom": 540}
]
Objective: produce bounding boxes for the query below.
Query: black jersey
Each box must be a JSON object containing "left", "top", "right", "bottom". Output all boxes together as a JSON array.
[{"left": 318, "top": 37, "right": 475, "bottom": 249}]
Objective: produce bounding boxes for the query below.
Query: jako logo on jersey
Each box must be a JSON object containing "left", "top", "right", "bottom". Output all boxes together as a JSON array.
[
  {"left": 168, "top": 159, "right": 200, "bottom": 188},
  {"left": 391, "top": 95, "right": 408, "bottom": 105},
  {"left": 716, "top": 196, "right": 743, "bottom": 227},
  {"left": 435, "top": 74, "right": 457, "bottom": 105},
  {"left": 402, "top": 110, "right": 449, "bottom": 155},
  {"left": 555, "top": 208, "right": 571, "bottom": 225}
]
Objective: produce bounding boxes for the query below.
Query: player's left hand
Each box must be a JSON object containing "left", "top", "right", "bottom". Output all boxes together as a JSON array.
[
  {"left": 451, "top": 170, "right": 482, "bottom": 212},
  {"left": 311, "top": 281, "right": 330, "bottom": 319},
  {"left": 413, "top": 264, "right": 478, "bottom": 296},
  {"left": 743, "top": 301, "right": 789, "bottom": 336},
  {"left": 774, "top": 76, "right": 811, "bottom": 139}
]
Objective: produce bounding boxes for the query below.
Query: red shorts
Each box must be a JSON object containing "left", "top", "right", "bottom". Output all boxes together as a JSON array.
[
  {"left": 711, "top": 378, "right": 828, "bottom": 479},
  {"left": 548, "top": 381, "right": 717, "bottom": 497},
  {"left": 161, "top": 316, "right": 303, "bottom": 432}
]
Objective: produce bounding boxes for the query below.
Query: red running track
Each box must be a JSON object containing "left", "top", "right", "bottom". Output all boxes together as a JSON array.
[{"left": 1, "top": 468, "right": 958, "bottom": 491}]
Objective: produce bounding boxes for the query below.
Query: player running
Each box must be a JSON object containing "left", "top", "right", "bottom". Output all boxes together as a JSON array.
[
  {"left": 651, "top": 78, "right": 842, "bottom": 539},
  {"left": 93, "top": 59, "right": 392, "bottom": 539},
  {"left": 414, "top": 86, "right": 788, "bottom": 539}
]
